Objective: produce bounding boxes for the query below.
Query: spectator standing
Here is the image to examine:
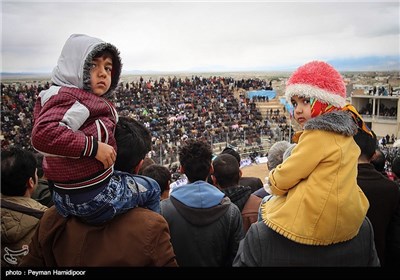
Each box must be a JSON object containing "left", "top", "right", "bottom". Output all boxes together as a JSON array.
[
  {"left": 161, "top": 139, "right": 243, "bottom": 266},
  {"left": 1, "top": 148, "right": 48, "bottom": 267},
  {"left": 31, "top": 153, "right": 53, "bottom": 207},
  {"left": 31, "top": 34, "right": 159, "bottom": 225},
  {"left": 20, "top": 117, "right": 177, "bottom": 267},
  {"left": 212, "top": 153, "right": 261, "bottom": 232},
  {"left": 221, "top": 147, "right": 263, "bottom": 192},
  {"left": 234, "top": 61, "right": 377, "bottom": 266},
  {"left": 392, "top": 156, "right": 400, "bottom": 184},
  {"left": 263, "top": 60, "right": 369, "bottom": 246},
  {"left": 253, "top": 140, "right": 292, "bottom": 199},
  {"left": 387, "top": 155, "right": 400, "bottom": 266},
  {"left": 142, "top": 164, "right": 172, "bottom": 200},
  {"left": 354, "top": 130, "right": 400, "bottom": 266},
  {"left": 370, "top": 148, "right": 389, "bottom": 178}
]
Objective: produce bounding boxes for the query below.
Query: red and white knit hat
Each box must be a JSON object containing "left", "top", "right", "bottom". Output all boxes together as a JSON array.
[{"left": 285, "top": 61, "right": 346, "bottom": 108}]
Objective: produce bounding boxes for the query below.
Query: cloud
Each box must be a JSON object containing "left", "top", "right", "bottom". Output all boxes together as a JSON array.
[{"left": 2, "top": 1, "right": 399, "bottom": 73}]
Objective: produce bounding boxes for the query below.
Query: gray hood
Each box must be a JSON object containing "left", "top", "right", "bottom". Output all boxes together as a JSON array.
[{"left": 51, "top": 34, "right": 122, "bottom": 95}]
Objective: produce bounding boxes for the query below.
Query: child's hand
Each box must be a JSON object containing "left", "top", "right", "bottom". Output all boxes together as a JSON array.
[{"left": 96, "top": 142, "right": 116, "bottom": 169}]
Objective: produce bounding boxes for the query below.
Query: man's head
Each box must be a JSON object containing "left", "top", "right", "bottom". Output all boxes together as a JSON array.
[
  {"left": 371, "top": 149, "right": 386, "bottom": 172},
  {"left": 178, "top": 139, "right": 213, "bottom": 182},
  {"left": 212, "top": 154, "right": 241, "bottom": 189},
  {"left": 353, "top": 129, "right": 377, "bottom": 162},
  {"left": 1, "top": 148, "right": 38, "bottom": 196},
  {"left": 114, "top": 116, "right": 152, "bottom": 174},
  {"left": 141, "top": 164, "right": 171, "bottom": 200},
  {"left": 220, "top": 147, "right": 241, "bottom": 165},
  {"left": 267, "top": 140, "right": 292, "bottom": 170}
]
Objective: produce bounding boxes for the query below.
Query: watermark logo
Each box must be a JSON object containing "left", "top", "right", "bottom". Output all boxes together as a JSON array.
[{"left": 3, "top": 245, "right": 29, "bottom": 265}]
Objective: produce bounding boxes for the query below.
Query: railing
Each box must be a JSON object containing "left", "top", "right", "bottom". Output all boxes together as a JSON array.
[{"left": 361, "top": 114, "right": 397, "bottom": 121}]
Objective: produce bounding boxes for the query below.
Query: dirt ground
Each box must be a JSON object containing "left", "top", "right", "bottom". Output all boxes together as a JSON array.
[{"left": 241, "top": 163, "right": 269, "bottom": 184}]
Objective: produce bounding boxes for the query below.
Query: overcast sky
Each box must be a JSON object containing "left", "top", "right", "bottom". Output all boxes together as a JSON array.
[{"left": 2, "top": 0, "right": 399, "bottom": 73}]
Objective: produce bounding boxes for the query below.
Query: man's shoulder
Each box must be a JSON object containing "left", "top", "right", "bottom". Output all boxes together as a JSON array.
[
  {"left": 133, "top": 175, "right": 159, "bottom": 186},
  {"left": 1, "top": 196, "right": 48, "bottom": 213},
  {"left": 42, "top": 206, "right": 167, "bottom": 232},
  {"left": 240, "top": 176, "right": 262, "bottom": 184},
  {"left": 160, "top": 197, "right": 174, "bottom": 212},
  {"left": 242, "top": 194, "right": 262, "bottom": 213},
  {"left": 239, "top": 176, "right": 263, "bottom": 192},
  {"left": 122, "top": 207, "right": 164, "bottom": 219},
  {"left": 107, "top": 208, "right": 169, "bottom": 235}
]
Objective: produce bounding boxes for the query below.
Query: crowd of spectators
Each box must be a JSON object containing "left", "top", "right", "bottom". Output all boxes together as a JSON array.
[
  {"left": 1, "top": 76, "right": 291, "bottom": 165},
  {"left": 359, "top": 102, "right": 397, "bottom": 118}
]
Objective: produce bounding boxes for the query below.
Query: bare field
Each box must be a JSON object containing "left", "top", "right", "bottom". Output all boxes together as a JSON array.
[{"left": 241, "top": 163, "right": 269, "bottom": 184}]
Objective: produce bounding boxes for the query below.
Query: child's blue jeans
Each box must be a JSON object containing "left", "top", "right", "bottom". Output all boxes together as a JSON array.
[{"left": 52, "top": 170, "right": 161, "bottom": 225}]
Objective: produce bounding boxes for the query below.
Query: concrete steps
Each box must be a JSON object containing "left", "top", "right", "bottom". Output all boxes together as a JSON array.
[{"left": 254, "top": 99, "right": 286, "bottom": 118}]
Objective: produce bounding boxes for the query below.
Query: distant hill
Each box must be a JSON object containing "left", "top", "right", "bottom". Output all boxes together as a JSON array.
[
  {"left": 2, "top": 70, "right": 398, "bottom": 83},
  {"left": 1, "top": 72, "right": 51, "bottom": 80}
]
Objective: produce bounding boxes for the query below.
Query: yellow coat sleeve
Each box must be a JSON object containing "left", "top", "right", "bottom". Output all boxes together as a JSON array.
[{"left": 268, "top": 130, "right": 328, "bottom": 196}]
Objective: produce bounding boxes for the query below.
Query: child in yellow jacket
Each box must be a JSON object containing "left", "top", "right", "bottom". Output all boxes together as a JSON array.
[{"left": 261, "top": 61, "right": 370, "bottom": 245}]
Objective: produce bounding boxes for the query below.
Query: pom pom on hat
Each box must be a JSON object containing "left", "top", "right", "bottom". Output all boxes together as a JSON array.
[{"left": 285, "top": 61, "right": 346, "bottom": 108}]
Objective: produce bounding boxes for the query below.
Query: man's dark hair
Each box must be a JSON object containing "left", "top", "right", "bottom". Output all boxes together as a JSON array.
[
  {"left": 35, "top": 153, "right": 44, "bottom": 178},
  {"left": 371, "top": 149, "right": 386, "bottom": 172},
  {"left": 1, "top": 148, "right": 37, "bottom": 196},
  {"left": 114, "top": 116, "right": 151, "bottom": 173},
  {"left": 212, "top": 154, "right": 240, "bottom": 188},
  {"left": 142, "top": 164, "right": 171, "bottom": 193},
  {"left": 221, "top": 147, "right": 240, "bottom": 164},
  {"left": 353, "top": 129, "right": 377, "bottom": 160},
  {"left": 179, "top": 139, "right": 212, "bottom": 182}
]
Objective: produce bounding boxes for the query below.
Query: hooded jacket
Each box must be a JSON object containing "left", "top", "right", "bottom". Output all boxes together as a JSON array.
[
  {"left": 31, "top": 34, "right": 122, "bottom": 189},
  {"left": 262, "top": 111, "right": 369, "bottom": 245},
  {"left": 160, "top": 181, "right": 244, "bottom": 266}
]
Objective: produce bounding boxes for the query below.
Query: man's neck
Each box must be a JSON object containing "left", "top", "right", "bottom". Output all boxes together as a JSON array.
[{"left": 358, "top": 157, "right": 371, "bottom": 164}]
